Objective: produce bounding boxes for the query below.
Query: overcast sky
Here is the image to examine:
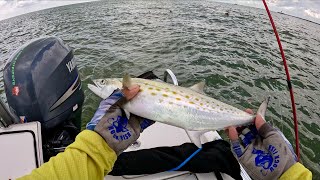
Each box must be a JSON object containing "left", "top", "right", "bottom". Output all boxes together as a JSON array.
[
  {"left": 0, "top": 0, "right": 96, "bottom": 20},
  {"left": 216, "top": 0, "right": 320, "bottom": 23},
  {"left": 0, "top": 0, "right": 319, "bottom": 24}
]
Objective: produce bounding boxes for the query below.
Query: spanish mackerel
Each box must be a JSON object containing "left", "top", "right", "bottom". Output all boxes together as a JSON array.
[{"left": 88, "top": 74, "right": 269, "bottom": 147}]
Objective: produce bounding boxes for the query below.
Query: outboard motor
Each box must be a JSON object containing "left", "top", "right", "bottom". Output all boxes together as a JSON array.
[{"left": 3, "top": 37, "right": 84, "bottom": 161}]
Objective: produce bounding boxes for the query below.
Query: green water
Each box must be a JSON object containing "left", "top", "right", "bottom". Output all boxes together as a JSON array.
[{"left": 0, "top": 0, "right": 319, "bottom": 178}]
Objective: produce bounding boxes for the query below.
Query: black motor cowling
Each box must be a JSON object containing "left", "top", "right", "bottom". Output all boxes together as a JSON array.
[{"left": 3, "top": 37, "right": 84, "bottom": 160}]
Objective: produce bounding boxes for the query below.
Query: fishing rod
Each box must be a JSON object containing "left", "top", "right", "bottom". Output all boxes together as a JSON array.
[{"left": 262, "top": 0, "right": 300, "bottom": 161}]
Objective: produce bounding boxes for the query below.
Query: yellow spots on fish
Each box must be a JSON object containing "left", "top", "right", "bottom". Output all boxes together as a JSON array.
[
  {"left": 151, "top": 92, "right": 157, "bottom": 96},
  {"left": 200, "top": 103, "right": 203, "bottom": 106},
  {"left": 189, "top": 101, "right": 195, "bottom": 104},
  {"left": 139, "top": 89, "right": 143, "bottom": 92},
  {"left": 176, "top": 98, "right": 181, "bottom": 101},
  {"left": 163, "top": 94, "right": 168, "bottom": 97},
  {"left": 144, "top": 83, "right": 149, "bottom": 85},
  {"left": 172, "top": 91, "right": 177, "bottom": 95},
  {"left": 169, "top": 102, "right": 173, "bottom": 105},
  {"left": 148, "top": 87, "right": 153, "bottom": 90},
  {"left": 195, "top": 98, "right": 199, "bottom": 101},
  {"left": 156, "top": 88, "right": 161, "bottom": 91},
  {"left": 185, "top": 95, "right": 190, "bottom": 99}
]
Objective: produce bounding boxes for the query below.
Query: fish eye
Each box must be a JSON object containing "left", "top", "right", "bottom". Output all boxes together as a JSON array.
[{"left": 101, "top": 80, "right": 105, "bottom": 84}]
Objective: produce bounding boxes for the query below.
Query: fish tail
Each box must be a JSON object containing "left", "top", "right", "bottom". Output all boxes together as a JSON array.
[{"left": 257, "top": 97, "right": 270, "bottom": 118}]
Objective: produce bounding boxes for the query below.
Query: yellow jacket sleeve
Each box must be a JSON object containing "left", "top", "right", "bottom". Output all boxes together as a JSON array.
[
  {"left": 18, "top": 130, "right": 117, "bottom": 180},
  {"left": 279, "top": 162, "right": 312, "bottom": 180}
]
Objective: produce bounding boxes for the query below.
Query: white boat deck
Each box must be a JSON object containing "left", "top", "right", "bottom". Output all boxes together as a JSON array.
[
  {"left": 0, "top": 117, "right": 251, "bottom": 180},
  {"left": 106, "top": 122, "right": 251, "bottom": 180}
]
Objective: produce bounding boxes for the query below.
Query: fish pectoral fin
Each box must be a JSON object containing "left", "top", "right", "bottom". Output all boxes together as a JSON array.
[
  {"left": 189, "top": 81, "right": 205, "bottom": 94},
  {"left": 185, "top": 129, "right": 209, "bottom": 148},
  {"left": 123, "top": 73, "right": 132, "bottom": 88}
]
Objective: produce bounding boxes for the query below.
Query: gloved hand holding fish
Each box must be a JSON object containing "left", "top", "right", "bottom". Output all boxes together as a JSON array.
[
  {"left": 86, "top": 86, "right": 154, "bottom": 155},
  {"left": 226, "top": 110, "right": 312, "bottom": 180},
  {"left": 88, "top": 74, "right": 269, "bottom": 148}
]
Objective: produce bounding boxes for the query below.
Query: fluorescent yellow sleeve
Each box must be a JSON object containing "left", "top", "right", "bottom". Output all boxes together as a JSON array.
[
  {"left": 18, "top": 130, "right": 117, "bottom": 180},
  {"left": 279, "top": 162, "right": 312, "bottom": 180}
]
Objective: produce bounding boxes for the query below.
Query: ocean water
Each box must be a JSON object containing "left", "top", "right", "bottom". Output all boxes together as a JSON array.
[{"left": 0, "top": 0, "right": 319, "bottom": 178}]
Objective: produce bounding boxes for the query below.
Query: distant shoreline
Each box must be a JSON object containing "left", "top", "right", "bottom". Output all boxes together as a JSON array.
[
  {"left": 1, "top": 1, "right": 319, "bottom": 26},
  {"left": 231, "top": 2, "right": 320, "bottom": 25},
  {"left": 277, "top": 11, "right": 320, "bottom": 26}
]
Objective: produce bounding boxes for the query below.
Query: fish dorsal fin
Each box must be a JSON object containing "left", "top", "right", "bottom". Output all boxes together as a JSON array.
[
  {"left": 123, "top": 73, "right": 132, "bottom": 88},
  {"left": 185, "top": 129, "right": 209, "bottom": 148},
  {"left": 189, "top": 81, "right": 205, "bottom": 94}
]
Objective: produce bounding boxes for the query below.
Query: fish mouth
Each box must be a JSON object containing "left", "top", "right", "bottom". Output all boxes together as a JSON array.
[
  {"left": 88, "top": 81, "right": 103, "bottom": 97},
  {"left": 93, "top": 80, "right": 102, "bottom": 88},
  {"left": 88, "top": 79, "right": 103, "bottom": 90},
  {"left": 88, "top": 79, "right": 118, "bottom": 99}
]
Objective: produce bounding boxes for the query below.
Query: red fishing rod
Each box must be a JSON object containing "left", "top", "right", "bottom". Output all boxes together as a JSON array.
[{"left": 262, "top": 0, "right": 300, "bottom": 160}]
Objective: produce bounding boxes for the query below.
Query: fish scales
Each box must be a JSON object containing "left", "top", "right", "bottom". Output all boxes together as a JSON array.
[{"left": 89, "top": 78, "right": 256, "bottom": 131}]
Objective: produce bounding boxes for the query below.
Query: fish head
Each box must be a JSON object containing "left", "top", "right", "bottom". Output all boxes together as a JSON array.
[{"left": 88, "top": 78, "right": 122, "bottom": 99}]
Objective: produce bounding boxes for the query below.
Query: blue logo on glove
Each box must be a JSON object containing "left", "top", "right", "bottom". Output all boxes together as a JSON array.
[
  {"left": 252, "top": 145, "right": 280, "bottom": 176},
  {"left": 108, "top": 116, "right": 132, "bottom": 141}
]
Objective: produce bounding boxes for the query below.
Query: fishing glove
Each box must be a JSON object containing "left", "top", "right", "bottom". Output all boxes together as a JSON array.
[
  {"left": 227, "top": 111, "right": 298, "bottom": 180},
  {"left": 86, "top": 86, "right": 154, "bottom": 155}
]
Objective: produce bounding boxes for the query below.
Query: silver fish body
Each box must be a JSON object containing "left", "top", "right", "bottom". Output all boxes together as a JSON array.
[{"left": 88, "top": 77, "right": 259, "bottom": 131}]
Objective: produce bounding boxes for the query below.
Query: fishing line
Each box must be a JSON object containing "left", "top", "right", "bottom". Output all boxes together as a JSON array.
[
  {"left": 254, "top": 8, "right": 282, "bottom": 131},
  {"left": 235, "top": 0, "right": 300, "bottom": 160},
  {"left": 261, "top": 0, "right": 300, "bottom": 160}
]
